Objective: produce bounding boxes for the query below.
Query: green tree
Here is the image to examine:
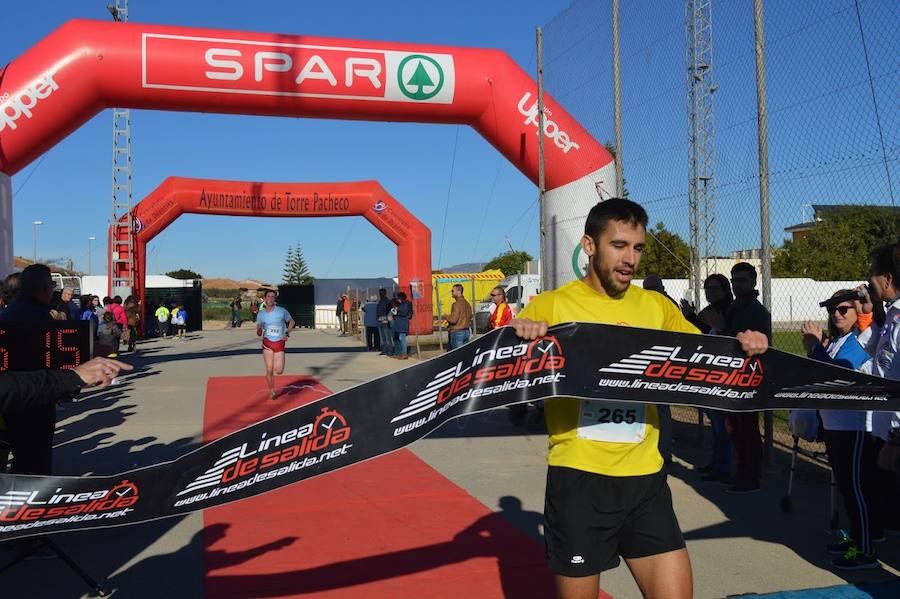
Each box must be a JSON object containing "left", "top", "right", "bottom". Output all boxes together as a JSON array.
[
  {"left": 406, "top": 61, "right": 434, "bottom": 94},
  {"left": 165, "top": 268, "right": 203, "bottom": 280},
  {"left": 635, "top": 223, "right": 691, "bottom": 278},
  {"left": 282, "top": 243, "right": 314, "bottom": 285},
  {"left": 483, "top": 250, "right": 533, "bottom": 276},
  {"left": 772, "top": 206, "right": 899, "bottom": 280}
]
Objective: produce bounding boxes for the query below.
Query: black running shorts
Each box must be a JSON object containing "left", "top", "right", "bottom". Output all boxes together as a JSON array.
[{"left": 544, "top": 466, "right": 685, "bottom": 577}]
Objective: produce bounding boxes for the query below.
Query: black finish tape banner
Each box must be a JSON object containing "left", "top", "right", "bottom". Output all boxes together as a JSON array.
[{"left": 1, "top": 322, "right": 898, "bottom": 541}]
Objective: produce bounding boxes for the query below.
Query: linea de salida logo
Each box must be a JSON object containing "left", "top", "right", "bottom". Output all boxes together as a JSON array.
[
  {"left": 175, "top": 407, "right": 351, "bottom": 504},
  {"left": 392, "top": 336, "right": 566, "bottom": 435},
  {"left": 600, "top": 344, "right": 764, "bottom": 388},
  {"left": 0, "top": 480, "right": 139, "bottom": 524}
]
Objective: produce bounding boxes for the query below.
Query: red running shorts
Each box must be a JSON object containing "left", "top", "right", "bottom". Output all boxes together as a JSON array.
[{"left": 262, "top": 338, "right": 286, "bottom": 353}]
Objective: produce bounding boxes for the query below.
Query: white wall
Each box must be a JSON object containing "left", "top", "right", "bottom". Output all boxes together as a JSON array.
[
  {"left": 640, "top": 278, "right": 866, "bottom": 324},
  {"left": 81, "top": 275, "right": 196, "bottom": 298}
]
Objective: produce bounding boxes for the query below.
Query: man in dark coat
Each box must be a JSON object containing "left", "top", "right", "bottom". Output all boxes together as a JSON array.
[{"left": 724, "top": 262, "right": 772, "bottom": 494}]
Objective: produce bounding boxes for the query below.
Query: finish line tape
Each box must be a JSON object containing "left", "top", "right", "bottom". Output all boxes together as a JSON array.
[{"left": 1, "top": 323, "right": 897, "bottom": 541}]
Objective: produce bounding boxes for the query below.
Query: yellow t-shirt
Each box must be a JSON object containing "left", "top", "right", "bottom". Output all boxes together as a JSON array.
[{"left": 517, "top": 280, "right": 699, "bottom": 477}]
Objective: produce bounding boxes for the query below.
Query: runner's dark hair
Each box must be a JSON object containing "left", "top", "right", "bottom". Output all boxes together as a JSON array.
[{"left": 584, "top": 198, "right": 648, "bottom": 240}]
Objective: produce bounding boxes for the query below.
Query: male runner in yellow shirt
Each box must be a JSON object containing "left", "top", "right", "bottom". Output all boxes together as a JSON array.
[{"left": 512, "top": 198, "right": 768, "bottom": 599}]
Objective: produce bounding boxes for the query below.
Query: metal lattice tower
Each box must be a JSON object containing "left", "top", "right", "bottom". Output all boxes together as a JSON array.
[
  {"left": 685, "top": 0, "right": 719, "bottom": 305},
  {"left": 109, "top": 0, "right": 133, "bottom": 296}
]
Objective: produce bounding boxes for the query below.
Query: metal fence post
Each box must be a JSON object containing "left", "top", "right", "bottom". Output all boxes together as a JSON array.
[
  {"left": 754, "top": 0, "right": 774, "bottom": 464},
  {"left": 470, "top": 276, "right": 477, "bottom": 338},
  {"left": 435, "top": 280, "right": 444, "bottom": 352}
]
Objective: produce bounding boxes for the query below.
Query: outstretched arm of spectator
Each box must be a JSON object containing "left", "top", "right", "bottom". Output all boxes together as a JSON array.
[{"left": 0, "top": 357, "right": 132, "bottom": 414}]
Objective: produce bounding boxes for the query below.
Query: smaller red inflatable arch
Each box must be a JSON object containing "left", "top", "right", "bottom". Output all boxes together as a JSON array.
[{"left": 110, "top": 177, "right": 433, "bottom": 332}]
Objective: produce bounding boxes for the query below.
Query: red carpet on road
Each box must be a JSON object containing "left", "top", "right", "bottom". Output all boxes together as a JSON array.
[{"left": 201, "top": 375, "right": 566, "bottom": 598}]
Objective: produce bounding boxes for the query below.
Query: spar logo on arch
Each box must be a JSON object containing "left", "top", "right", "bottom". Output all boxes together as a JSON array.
[
  {"left": 396, "top": 54, "right": 444, "bottom": 100},
  {"left": 142, "top": 34, "right": 455, "bottom": 104}
]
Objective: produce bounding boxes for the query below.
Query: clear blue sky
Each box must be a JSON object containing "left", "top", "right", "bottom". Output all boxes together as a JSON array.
[{"left": 4, "top": 0, "right": 897, "bottom": 282}]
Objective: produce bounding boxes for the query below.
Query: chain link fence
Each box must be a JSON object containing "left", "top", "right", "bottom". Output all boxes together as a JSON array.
[{"left": 541, "top": 0, "right": 898, "bottom": 460}]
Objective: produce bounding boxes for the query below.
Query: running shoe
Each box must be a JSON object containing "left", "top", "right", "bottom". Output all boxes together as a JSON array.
[
  {"left": 830, "top": 546, "right": 879, "bottom": 570},
  {"left": 724, "top": 480, "right": 760, "bottom": 494},
  {"left": 827, "top": 533, "right": 855, "bottom": 556},
  {"left": 508, "top": 404, "right": 527, "bottom": 427}
]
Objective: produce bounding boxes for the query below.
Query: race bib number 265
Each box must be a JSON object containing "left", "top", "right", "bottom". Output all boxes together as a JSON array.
[{"left": 577, "top": 400, "right": 647, "bottom": 444}]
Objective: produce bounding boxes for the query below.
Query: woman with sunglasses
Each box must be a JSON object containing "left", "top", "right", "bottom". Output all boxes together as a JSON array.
[{"left": 801, "top": 290, "right": 882, "bottom": 570}]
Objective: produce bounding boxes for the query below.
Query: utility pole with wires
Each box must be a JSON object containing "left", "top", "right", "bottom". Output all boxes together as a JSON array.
[
  {"left": 109, "top": 0, "right": 134, "bottom": 299},
  {"left": 536, "top": 27, "right": 549, "bottom": 292},
  {"left": 612, "top": 0, "right": 624, "bottom": 198},
  {"left": 685, "top": 0, "right": 720, "bottom": 307}
]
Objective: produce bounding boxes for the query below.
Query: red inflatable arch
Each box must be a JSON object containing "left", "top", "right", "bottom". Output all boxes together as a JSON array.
[
  {"left": 111, "top": 177, "right": 433, "bottom": 332},
  {"left": 0, "top": 20, "right": 614, "bottom": 286}
]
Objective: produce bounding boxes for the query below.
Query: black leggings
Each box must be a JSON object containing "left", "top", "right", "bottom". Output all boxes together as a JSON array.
[{"left": 824, "top": 429, "right": 886, "bottom": 553}]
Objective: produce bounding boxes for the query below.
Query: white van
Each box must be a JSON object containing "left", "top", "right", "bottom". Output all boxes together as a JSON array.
[
  {"left": 51, "top": 273, "right": 81, "bottom": 297},
  {"left": 473, "top": 274, "right": 541, "bottom": 333}
]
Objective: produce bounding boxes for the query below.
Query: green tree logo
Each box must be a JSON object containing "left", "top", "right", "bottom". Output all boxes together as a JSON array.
[{"left": 398, "top": 55, "right": 444, "bottom": 100}]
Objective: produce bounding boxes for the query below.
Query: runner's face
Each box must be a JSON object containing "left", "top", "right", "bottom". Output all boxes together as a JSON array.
[
  {"left": 585, "top": 220, "right": 645, "bottom": 297},
  {"left": 265, "top": 293, "right": 276, "bottom": 307}
]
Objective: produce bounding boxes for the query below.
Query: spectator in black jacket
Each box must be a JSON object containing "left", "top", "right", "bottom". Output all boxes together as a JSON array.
[
  {"left": 0, "top": 264, "right": 59, "bottom": 474},
  {"left": 724, "top": 262, "right": 772, "bottom": 494}
]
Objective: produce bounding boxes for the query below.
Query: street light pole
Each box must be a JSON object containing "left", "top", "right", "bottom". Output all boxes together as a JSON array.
[
  {"left": 88, "top": 236, "right": 96, "bottom": 275},
  {"left": 32, "top": 220, "right": 43, "bottom": 263}
]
